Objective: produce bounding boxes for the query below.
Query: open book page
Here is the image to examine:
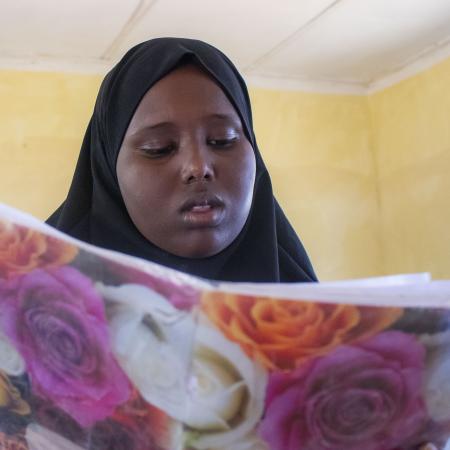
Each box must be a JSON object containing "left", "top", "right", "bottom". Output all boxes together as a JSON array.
[{"left": 0, "top": 203, "right": 449, "bottom": 450}]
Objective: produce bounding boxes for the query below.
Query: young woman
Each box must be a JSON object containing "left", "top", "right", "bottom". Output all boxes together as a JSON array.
[
  {"left": 45, "top": 38, "right": 442, "bottom": 449},
  {"left": 47, "top": 37, "right": 317, "bottom": 283}
]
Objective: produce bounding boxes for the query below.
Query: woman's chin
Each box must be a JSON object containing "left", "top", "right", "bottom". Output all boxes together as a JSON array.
[{"left": 167, "top": 231, "right": 232, "bottom": 259}]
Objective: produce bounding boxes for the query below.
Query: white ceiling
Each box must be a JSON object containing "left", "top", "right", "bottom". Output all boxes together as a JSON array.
[{"left": 1, "top": 0, "right": 450, "bottom": 93}]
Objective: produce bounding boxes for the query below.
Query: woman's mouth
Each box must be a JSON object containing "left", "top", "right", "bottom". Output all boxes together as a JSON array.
[
  {"left": 180, "top": 196, "right": 225, "bottom": 228},
  {"left": 191, "top": 204, "right": 213, "bottom": 212}
]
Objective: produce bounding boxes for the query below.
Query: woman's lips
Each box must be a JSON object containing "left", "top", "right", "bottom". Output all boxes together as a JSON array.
[{"left": 180, "top": 196, "right": 225, "bottom": 228}]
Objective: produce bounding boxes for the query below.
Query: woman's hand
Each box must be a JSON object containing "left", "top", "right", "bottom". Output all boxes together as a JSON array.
[{"left": 419, "top": 444, "right": 439, "bottom": 450}]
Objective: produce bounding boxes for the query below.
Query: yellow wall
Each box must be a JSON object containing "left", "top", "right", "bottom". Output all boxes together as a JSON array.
[
  {"left": 250, "top": 89, "right": 381, "bottom": 281},
  {"left": 0, "top": 71, "right": 102, "bottom": 217},
  {"left": 0, "top": 60, "right": 448, "bottom": 280},
  {"left": 369, "top": 58, "right": 450, "bottom": 280}
]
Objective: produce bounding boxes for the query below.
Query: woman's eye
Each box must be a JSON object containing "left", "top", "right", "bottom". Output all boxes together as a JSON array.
[
  {"left": 208, "top": 137, "right": 238, "bottom": 148},
  {"left": 138, "top": 144, "right": 175, "bottom": 158}
]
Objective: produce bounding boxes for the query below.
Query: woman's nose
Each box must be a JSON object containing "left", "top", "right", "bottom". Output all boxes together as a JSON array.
[{"left": 181, "top": 143, "right": 214, "bottom": 184}]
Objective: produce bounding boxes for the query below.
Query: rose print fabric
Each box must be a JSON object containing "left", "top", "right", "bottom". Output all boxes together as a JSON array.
[
  {"left": 259, "top": 332, "right": 427, "bottom": 450},
  {"left": 0, "top": 206, "right": 450, "bottom": 450}
]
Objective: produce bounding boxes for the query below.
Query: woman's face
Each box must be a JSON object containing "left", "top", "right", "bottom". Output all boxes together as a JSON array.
[{"left": 116, "top": 64, "right": 256, "bottom": 258}]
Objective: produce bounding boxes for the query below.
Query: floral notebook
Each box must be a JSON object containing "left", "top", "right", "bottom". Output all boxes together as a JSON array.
[{"left": 0, "top": 204, "right": 449, "bottom": 450}]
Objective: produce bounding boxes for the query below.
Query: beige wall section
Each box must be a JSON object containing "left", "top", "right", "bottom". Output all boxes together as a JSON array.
[
  {"left": 369, "top": 58, "right": 450, "bottom": 279},
  {"left": 0, "top": 71, "right": 102, "bottom": 218},
  {"left": 249, "top": 89, "right": 381, "bottom": 280}
]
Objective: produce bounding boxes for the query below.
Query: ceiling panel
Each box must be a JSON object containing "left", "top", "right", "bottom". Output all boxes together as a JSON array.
[
  {"left": 250, "top": 0, "right": 450, "bottom": 84},
  {"left": 0, "top": 0, "right": 140, "bottom": 59},
  {"left": 0, "top": 0, "right": 449, "bottom": 90},
  {"left": 111, "top": 0, "right": 337, "bottom": 69}
]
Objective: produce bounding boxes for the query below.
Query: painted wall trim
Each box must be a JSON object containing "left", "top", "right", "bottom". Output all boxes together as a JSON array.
[
  {"left": 367, "top": 38, "right": 450, "bottom": 94},
  {"left": 243, "top": 73, "right": 368, "bottom": 95},
  {"left": 0, "top": 55, "right": 111, "bottom": 75},
  {"left": 1, "top": 38, "right": 449, "bottom": 95},
  {"left": 245, "top": 38, "right": 450, "bottom": 95}
]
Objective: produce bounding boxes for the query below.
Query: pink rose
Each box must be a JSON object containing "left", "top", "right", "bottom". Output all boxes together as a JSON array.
[
  {"left": 259, "top": 331, "right": 427, "bottom": 450},
  {"left": 0, "top": 267, "right": 130, "bottom": 427}
]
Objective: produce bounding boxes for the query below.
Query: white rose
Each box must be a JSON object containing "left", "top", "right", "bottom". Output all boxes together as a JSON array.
[
  {"left": 97, "top": 283, "right": 196, "bottom": 421},
  {"left": 97, "top": 283, "right": 267, "bottom": 450},
  {"left": 185, "top": 320, "right": 267, "bottom": 450},
  {"left": 209, "top": 433, "right": 269, "bottom": 450},
  {"left": 26, "top": 423, "right": 84, "bottom": 450},
  {"left": 0, "top": 331, "right": 25, "bottom": 376},
  {"left": 421, "top": 330, "right": 450, "bottom": 422}
]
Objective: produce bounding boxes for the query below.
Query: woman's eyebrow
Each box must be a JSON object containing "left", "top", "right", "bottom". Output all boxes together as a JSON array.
[
  {"left": 205, "top": 113, "right": 241, "bottom": 126},
  {"left": 129, "top": 121, "right": 174, "bottom": 137},
  {"left": 129, "top": 114, "right": 240, "bottom": 137}
]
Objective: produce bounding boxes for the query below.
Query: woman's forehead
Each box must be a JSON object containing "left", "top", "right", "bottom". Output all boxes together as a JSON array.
[
  {"left": 125, "top": 64, "right": 244, "bottom": 133},
  {"left": 102, "top": 43, "right": 256, "bottom": 155}
]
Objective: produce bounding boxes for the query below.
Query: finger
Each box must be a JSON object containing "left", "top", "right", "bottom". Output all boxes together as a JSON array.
[{"left": 419, "top": 444, "right": 439, "bottom": 450}]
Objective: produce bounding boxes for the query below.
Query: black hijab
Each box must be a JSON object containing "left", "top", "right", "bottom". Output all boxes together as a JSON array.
[{"left": 47, "top": 37, "right": 317, "bottom": 283}]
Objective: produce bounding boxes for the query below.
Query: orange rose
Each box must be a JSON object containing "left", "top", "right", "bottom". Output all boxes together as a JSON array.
[
  {"left": 113, "top": 388, "right": 171, "bottom": 432},
  {"left": 201, "top": 292, "right": 403, "bottom": 371},
  {"left": 0, "top": 221, "right": 77, "bottom": 279},
  {"left": 111, "top": 388, "right": 176, "bottom": 450}
]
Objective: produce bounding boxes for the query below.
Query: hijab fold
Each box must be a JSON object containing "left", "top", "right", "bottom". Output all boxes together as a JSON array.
[{"left": 47, "top": 37, "right": 317, "bottom": 283}]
